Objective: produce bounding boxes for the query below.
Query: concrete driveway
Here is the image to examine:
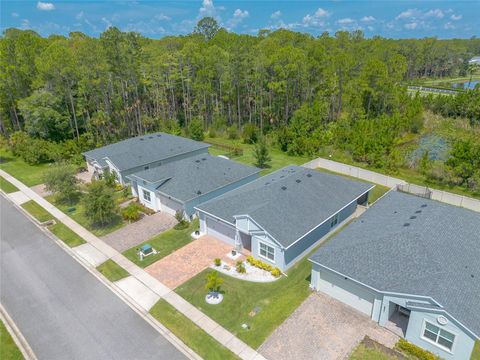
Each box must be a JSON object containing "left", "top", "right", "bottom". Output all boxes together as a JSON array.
[
  {"left": 145, "top": 235, "right": 236, "bottom": 289},
  {"left": 259, "top": 292, "right": 399, "bottom": 360},
  {"left": 101, "top": 212, "right": 177, "bottom": 252}
]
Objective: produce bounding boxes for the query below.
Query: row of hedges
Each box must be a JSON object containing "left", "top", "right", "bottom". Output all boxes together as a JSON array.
[
  {"left": 246, "top": 256, "right": 282, "bottom": 278},
  {"left": 395, "top": 339, "right": 438, "bottom": 360}
]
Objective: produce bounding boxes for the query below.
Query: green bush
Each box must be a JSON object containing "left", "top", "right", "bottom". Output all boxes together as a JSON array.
[
  {"left": 208, "top": 127, "right": 217, "bottom": 138},
  {"left": 121, "top": 203, "right": 141, "bottom": 222},
  {"left": 395, "top": 339, "right": 437, "bottom": 360},
  {"left": 246, "top": 256, "right": 275, "bottom": 272},
  {"left": 189, "top": 118, "right": 205, "bottom": 141},
  {"left": 227, "top": 124, "right": 238, "bottom": 139},
  {"left": 214, "top": 258, "right": 221, "bottom": 266},
  {"left": 242, "top": 123, "right": 258, "bottom": 144},
  {"left": 236, "top": 261, "right": 246, "bottom": 273}
]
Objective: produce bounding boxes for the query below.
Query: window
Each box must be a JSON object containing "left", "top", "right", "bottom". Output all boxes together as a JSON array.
[
  {"left": 259, "top": 242, "right": 275, "bottom": 262},
  {"left": 422, "top": 321, "right": 455, "bottom": 351},
  {"left": 142, "top": 189, "right": 151, "bottom": 202},
  {"left": 330, "top": 213, "right": 339, "bottom": 228}
]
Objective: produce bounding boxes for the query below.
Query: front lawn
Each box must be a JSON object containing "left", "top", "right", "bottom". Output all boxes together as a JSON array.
[
  {"left": 21, "top": 200, "right": 53, "bottom": 223},
  {"left": 0, "top": 147, "right": 50, "bottom": 186},
  {"left": 96, "top": 259, "right": 130, "bottom": 282},
  {"left": 45, "top": 193, "right": 125, "bottom": 237},
  {"left": 123, "top": 219, "right": 198, "bottom": 268},
  {"left": 150, "top": 300, "right": 239, "bottom": 360},
  {"left": 206, "top": 136, "right": 310, "bottom": 176},
  {"left": 48, "top": 222, "right": 86, "bottom": 247},
  {"left": 175, "top": 250, "right": 312, "bottom": 349},
  {"left": 0, "top": 176, "right": 19, "bottom": 193},
  {"left": 0, "top": 320, "right": 24, "bottom": 360}
]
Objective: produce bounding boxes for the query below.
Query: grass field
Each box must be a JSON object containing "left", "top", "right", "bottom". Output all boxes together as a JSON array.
[
  {"left": 0, "top": 148, "right": 50, "bottom": 186},
  {"left": 48, "top": 222, "right": 86, "bottom": 247},
  {"left": 21, "top": 200, "right": 53, "bottom": 223},
  {"left": 0, "top": 176, "right": 19, "bottom": 193},
  {"left": 0, "top": 320, "right": 24, "bottom": 360},
  {"left": 123, "top": 219, "right": 198, "bottom": 268},
  {"left": 96, "top": 259, "right": 130, "bottom": 282},
  {"left": 150, "top": 300, "right": 239, "bottom": 360}
]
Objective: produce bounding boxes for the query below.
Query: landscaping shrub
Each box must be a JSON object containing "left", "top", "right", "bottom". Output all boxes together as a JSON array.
[
  {"left": 395, "top": 339, "right": 437, "bottom": 360},
  {"left": 121, "top": 203, "right": 141, "bottom": 222},
  {"left": 227, "top": 124, "right": 238, "bottom": 139},
  {"left": 236, "top": 261, "right": 246, "bottom": 273},
  {"left": 174, "top": 210, "right": 189, "bottom": 230},
  {"left": 205, "top": 270, "right": 223, "bottom": 293},
  {"left": 214, "top": 258, "right": 221, "bottom": 267},
  {"left": 271, "top": 268, "right": 282, "bottom": 278},
  {"left": 246, "top": 256, "right": 274, "bottom": 272}
]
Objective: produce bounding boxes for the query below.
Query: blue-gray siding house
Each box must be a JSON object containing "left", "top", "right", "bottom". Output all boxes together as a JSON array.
[
  {"left": 196, "top": 166, "right": 374, "bottom": 271},
  {"left": 82, "top": 132, "right": 210, "bottom": 185},
  {"left": 309, "top": 191, "right": 480, "bottom": 360},
  {"left": 127, "top": 154, "right": 259, "bottom": 219}
]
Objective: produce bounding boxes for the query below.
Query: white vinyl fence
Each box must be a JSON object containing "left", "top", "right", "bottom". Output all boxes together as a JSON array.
[{"left": 303, "top": 157, "right": 480, "bottom": 212}]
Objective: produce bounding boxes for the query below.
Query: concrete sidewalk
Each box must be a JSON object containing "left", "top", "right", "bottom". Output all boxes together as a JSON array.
[{"left": 0, "top": 169, "right": 267, "bottom": 360}]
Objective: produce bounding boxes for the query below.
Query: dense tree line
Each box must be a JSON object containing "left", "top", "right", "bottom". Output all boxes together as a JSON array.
[{"left": 1, "top": 20, "right": 479, "bottom": 143}]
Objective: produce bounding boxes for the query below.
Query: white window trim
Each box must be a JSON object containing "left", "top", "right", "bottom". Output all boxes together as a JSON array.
[
  {"left": 142, "top": 189, "right": 152, "bottom": 203},
  {"left": 420, "top": 320, "right": 456, "bottom": 354},
  {"left": 258, "top": 241, "right": 275, "bottom": 262}
]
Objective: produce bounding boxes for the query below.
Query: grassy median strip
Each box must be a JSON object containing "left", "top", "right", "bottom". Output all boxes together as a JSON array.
[
  {"left": 21, "top": 200, "right": 53, "bottom": 223},
  {"left": 0, "top": 320, "right": 24, "bottom": 360},
  {"left": 96, "top": 260, "right": 130, "bottom": 282},
  {"left": 150, "top": 300, "right": 239, "bottom": 360},
  {"left": 48, "top": 222, "right": 86, "bottom": 247},
  {"left": 123, "top": 219, "right": 198, "bottom": 268},
  {"left": 0, "top": 176, "right": 19, "bottom": 193}
]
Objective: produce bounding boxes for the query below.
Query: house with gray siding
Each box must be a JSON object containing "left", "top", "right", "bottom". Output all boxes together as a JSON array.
[
  {"left": 127, "top": 154, "right": 259, "bottom": 218},
  {"left": 82, "top": 132, "right": 210, "bottom": 184},
  {"left": 309, "top": 191, "right": 480, "bottom": 360},
  {"left": 195, "top": 166, "right": 373, "bottom": 271}
]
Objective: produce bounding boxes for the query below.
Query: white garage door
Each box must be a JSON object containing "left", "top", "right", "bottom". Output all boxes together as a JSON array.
[
  {"left": 206, "top": 217, "right": 236, "bottom": 245},
  {"left": 317, "top": 270, "right": 374, "bottom": 316},
  {"left": 159, "top": 194, "right": 183, "bottom": 216}
]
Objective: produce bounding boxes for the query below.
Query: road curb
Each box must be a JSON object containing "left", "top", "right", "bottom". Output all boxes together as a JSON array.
[{"left": 0, "top": 302, "right": 38, "bottom": 360}]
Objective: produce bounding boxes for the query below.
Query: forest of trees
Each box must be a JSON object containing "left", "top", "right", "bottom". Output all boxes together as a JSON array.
[{"left": 0, "top": 18, "right": 479, "bottom": 190}]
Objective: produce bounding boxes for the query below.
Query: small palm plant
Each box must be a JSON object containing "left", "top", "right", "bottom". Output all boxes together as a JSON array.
[{"left": 205, "top": 270, "right": 224, "bottom": 294}]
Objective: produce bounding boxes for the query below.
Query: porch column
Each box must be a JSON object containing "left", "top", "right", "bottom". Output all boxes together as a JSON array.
[{"left": 234, "top": 229, "right": 242, "bottom": 252}]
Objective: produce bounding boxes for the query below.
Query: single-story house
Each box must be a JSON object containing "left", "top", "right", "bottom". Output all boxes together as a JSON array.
[
  {"left": 195, "top": 165, "right": 374, "bottom": 271},
  {"left": 309, "top": 191, "right": 480, "bottom": 360},
  {"left": 82, "top": 132, "right": 210, "bottom": 184},
  {"left": 127, "top": 154, "right": 260, "bottom": 219}
]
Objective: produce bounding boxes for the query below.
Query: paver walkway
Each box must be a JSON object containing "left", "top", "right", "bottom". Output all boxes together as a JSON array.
[
  {"left": 0, "top": 169, "right": 266, "bottom": 360},
  {"left": 259, "top": 292, "right": 399, "bottom": 360},
  {"left": 101, "top": 212, "right": 177, "bottom": 252},
  {"left": 145, "top": 235, "right": 237, "bottom": 289}
]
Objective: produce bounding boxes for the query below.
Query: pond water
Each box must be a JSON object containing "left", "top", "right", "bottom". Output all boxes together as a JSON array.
[{"left": 451, "top": 80, "right": 479, "bottom": 90}]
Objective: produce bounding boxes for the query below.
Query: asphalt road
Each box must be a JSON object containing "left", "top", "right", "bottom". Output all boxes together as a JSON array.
[{"left": 0, "top": 196, "right": 187, "bottom": 360}]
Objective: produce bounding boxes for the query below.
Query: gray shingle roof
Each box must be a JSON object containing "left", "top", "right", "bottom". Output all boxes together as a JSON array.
[
  {"left": 129, "top": 154, "right": 259, "bottom": 203},
  {"left": 82, "top": 132, "right": 210, "bottom": 171},
  {"left": 196, "top": 166, "right": 373, "bottom": 248},
  {"left": 310, "top": 191, "right": 480, "bottom": 337}
]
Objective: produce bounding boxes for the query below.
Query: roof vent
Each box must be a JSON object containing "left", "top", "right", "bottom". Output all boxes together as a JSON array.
[
  {"left": 296, "top": 179, "right": 301, "bottom": 183},
  {"left": 196, "top": 190, "right": 202, "bottom": 195},
  {"left": 410, "top": 216, "right": 417, "bottom": 219},
  {"left": 306, "top": 174, "right": 312, "bottom": 178},
  {"left": 265, "top": 182, "right": 270, "bottom": 186},
  {"left": 195, "top": 160, "right": 201, "bottom": 163},
  {"left": 201, "top": 158, "right": 207, "bottom": 161},
  {"left": 403, "top": 223, "right": 410, "bottom": 227},
  {"left": 421, "top": 204, "right": 428, "bottom": 208},
  {"left": 281, "top": 186, "right": 287, "bottom": 190},
  {"left": 415, "top": 210, "right": 422, "bottom": 214},
  {"left": 148, "top": 136, "right": 153, "bottom": 139},
  {"left": 157, "top": 134, "right": 162, "bottom": 137},
  {"left": 139, "top": 138, "right": 145, "bottom": 141}
]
